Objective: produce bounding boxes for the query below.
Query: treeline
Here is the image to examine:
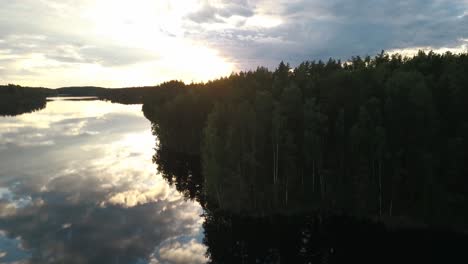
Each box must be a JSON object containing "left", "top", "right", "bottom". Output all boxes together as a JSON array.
[
  {"left": 0, "top": 84, "right": 51, "bottom": 116},
  {"left": 0, "top": 85, "right": 153, "bottom": 115},
  {"left": 55, "top": 86, "right": 152, "bottom": 104},
  {"left": 143, "top": 51, "right": 468, "bottom": 229},
  {"left": 99, "top": 86, "right": 156, "bottom": 104}
]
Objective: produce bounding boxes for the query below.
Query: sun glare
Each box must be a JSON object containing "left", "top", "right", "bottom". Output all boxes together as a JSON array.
[
  {"left": 88, "top": 0, "right": 234, "bottom": 84},
  {"left": 4, "top": 0, "right": 234, "bottom": 87}
]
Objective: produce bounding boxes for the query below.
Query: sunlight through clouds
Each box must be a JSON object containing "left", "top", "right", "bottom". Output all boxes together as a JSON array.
[
  {"left": 81, "top": 0, "right": 237, "bottom": 84},
  {"left": 1, "top": 0, "right": 467, "bottom": 87},
  {"left": 0, "top": 0, "right": 235, "bottom": 87}
]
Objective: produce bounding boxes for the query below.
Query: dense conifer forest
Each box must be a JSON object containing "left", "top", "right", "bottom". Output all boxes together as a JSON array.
[{"left": 143, "top": 51, "right": 468, "bottom": 229}]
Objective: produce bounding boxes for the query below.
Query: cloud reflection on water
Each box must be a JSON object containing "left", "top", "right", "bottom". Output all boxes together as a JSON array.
[{"left": 0, "top": 98, "right": 207, "bottom": 264}]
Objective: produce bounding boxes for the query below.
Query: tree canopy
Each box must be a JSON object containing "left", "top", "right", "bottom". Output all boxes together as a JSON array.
[{"left": 143, "top": 51, "right": 468, "bottom": 229}]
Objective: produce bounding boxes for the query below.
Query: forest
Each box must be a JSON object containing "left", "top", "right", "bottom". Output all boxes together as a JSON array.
[
  {"left": 143, "top": 51, "right": 468, "bottom": 230},
  {"left": 0, "top": 84, "right": 51, "bottom": 116},
  {"left": 2, "top": 51, "right": 467, "bottom": 229}
]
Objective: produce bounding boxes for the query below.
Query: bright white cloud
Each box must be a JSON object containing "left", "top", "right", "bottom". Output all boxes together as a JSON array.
[
  {"left": 0, "top": 0, "right": 235, "bottom": 87},
  {"left": 388, "top": 39, "right": 468, "bottom": 57},
  {"left": 158, "top": 239, "right": 208, "bottom": 264}
]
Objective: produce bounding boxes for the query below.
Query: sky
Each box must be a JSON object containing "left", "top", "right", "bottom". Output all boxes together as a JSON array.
[{"left": 0, "top": 0, "right": 467, "bottom": 88}]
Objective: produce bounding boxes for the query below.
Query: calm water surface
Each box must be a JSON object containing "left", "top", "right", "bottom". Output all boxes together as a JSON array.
[
  {"left": 1, "top": 98, "right": 467, "bottom": 264},
  {"left": 0, "top": 98, "right": 207, "bottom": 264}
]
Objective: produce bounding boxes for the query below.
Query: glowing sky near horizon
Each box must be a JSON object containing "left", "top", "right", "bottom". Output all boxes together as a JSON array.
[{"left": 0, "top": 0, "right": 467, "bottom": 87}]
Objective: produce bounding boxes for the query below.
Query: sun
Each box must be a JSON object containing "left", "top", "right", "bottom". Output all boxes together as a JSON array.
[
  {"left": 80, "top": 0, "right": 235, "bottom": 84},
  {"left": 3, "top": 0, "right": 235, "bottom": 87}
]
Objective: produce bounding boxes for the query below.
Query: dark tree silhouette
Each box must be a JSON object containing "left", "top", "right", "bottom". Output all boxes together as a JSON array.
[{"left": 143, "top": 51, "right": 468, "bottom": 230}]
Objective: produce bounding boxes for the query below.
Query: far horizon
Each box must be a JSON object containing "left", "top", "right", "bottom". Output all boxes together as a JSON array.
[
  {"left": 1, "top": 0, "right": 467, "bottom": 88},
  {"left": 4, "top": 48, "right": 468, "bottom": 89}
]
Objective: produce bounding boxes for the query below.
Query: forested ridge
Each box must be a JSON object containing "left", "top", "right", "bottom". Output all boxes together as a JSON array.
[{"left": 143, "top": 51, "right": 468, "bottom": 229}]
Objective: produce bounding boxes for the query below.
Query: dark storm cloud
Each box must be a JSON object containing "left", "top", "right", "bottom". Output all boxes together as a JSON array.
[{"left": 187, "top": 0, "right": 468, "bottom": 69}]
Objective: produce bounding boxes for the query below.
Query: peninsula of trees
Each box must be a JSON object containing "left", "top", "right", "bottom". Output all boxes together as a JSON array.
[{"left": 143, "top": 51, "right": 468, "bottom": 230}]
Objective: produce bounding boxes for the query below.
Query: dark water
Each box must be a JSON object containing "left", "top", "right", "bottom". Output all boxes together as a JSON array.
[
  {"left": 0, "top": 98, "right": 206, "bottom": 264},
  {"left": 1, "top": 98, "right": 467, "bottom": 264}
]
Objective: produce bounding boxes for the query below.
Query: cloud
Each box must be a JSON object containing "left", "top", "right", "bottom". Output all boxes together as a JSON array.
[
  {"left": 158, "top": 239, "right": 208, "bottom": 264},
  {"left": 187, "top": 0, "right": 255, "bottom": 23},
  {"left": 185, "top": 0, "right": 468, "bottom": 69},
  {"left": 104, "top": 186, "right": 170, "bottom": 208},
  {"left": 0, "top": 34, "right": 158, "bottom": 67},
  {"left": 0, "top": 0, "right": 234, "bottom": 87},
  {"left": 0, "top": 0, "right": 467, "bottom": 86},
  {"left": 388, "top": 39, "right": 468, "bottom": 56},
  {"left": 0, "top": 197, "right": 204, "bottom": 263}
]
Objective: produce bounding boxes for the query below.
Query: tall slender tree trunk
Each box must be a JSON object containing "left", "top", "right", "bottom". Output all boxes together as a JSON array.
[
  {"left": 319, "top": 154, "right": 324, "bottom": 199},
  {"left": 372, "top": 159, "right": 376, "bottom": 214},
  {"left": 216, "top": 186, "right": 222, "bottom": 209},
  {"left": 239, "top": 162, "right": 242, "bottom": 198},
  {"left": 273, "top": 142, "right": 279, "bottom": 185},
  {"left": 379, "top": 159, "right": 382, "bottom": 217},
  {"left": 320, "top": 171, "right": 324, "bottom": 199},
  {"left": 285, "top": 174, "right": 288, "bottom": 206},
  {"left": 272, "top": 149, "right": 276, "bottom": 184},
  {"left": 275, "top": 143, "right": 279, "bottom": 184},
  {"left": 301, "top": 167, "right": 304, "bottom": 185},
  {"left": 389, "top": 198, "right": 393, "bottom": 216},
  {"left": 312, "top": 160, "right": 315, "bottom": 193}
]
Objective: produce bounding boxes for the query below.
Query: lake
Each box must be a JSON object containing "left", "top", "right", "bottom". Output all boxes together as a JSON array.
[
  {"left": 0, "top": 98, "right": 207, "bottom": 264},
  {"left": 1, "top": 97, "right": 467, "bottom": 264}
]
